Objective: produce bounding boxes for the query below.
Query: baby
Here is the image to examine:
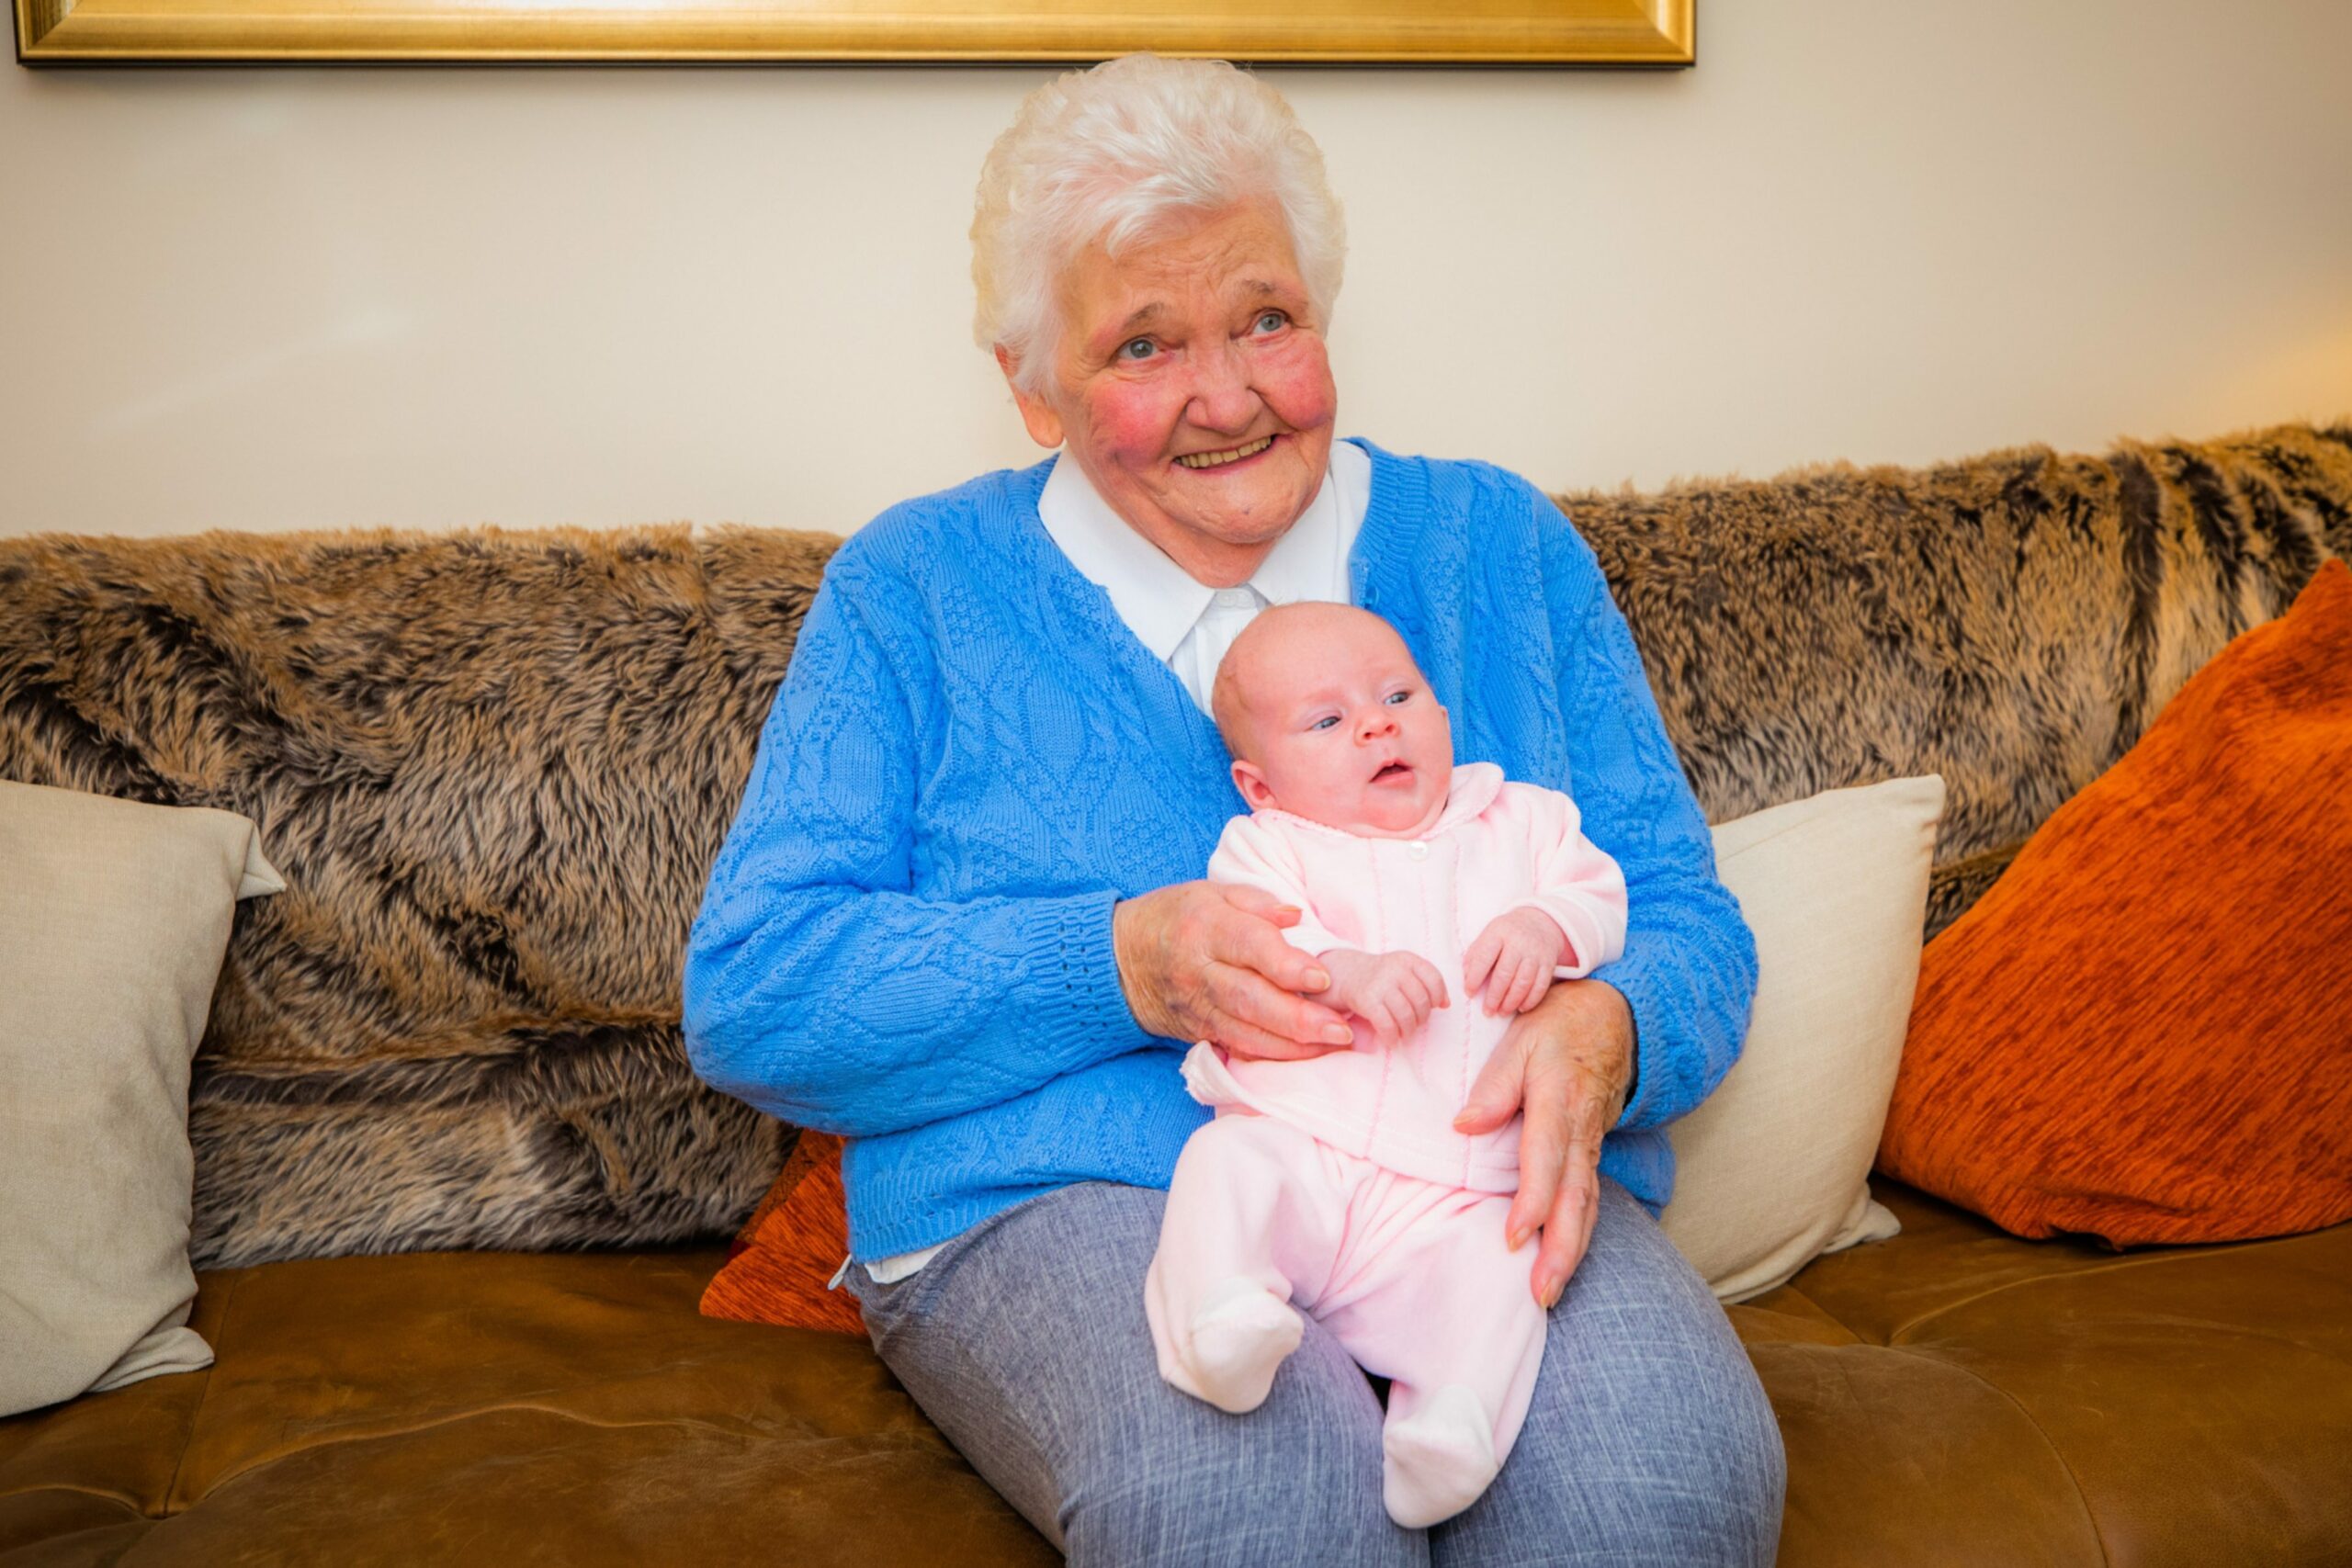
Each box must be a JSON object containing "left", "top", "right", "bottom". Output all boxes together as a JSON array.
[{"left": 1144, "top": 602, "right": 1629, "bottom": 1529}]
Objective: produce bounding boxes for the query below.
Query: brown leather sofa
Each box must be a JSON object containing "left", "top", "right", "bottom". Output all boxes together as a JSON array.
[
  {"left": 6, "top": 424, "right": 2350, "bottom": 1566},
  {"left": 12, "top": 1183, "right": 2349, "bottom": 1567}
]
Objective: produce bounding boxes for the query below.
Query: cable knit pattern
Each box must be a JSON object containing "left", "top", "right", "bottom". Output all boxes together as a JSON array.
[{"left": 683, "top": 439, "right": 1757, "bottom": 1260}]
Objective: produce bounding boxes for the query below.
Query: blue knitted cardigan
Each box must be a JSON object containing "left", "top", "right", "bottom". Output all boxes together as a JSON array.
[{"left": 683, "top": 439, "right": 1757, "bottom": 1262}]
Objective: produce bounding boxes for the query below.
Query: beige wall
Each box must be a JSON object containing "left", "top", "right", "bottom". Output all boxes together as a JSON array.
[{"left": 4, "top": 0, "right": 2348, "bottom": 540}]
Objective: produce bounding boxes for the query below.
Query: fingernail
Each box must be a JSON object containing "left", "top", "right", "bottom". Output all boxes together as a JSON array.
[
  {"left": 1304, "top": 967, "right": 1329, "bottom": 990},
  {"left": 1452, "top": 1108, "right": 1478, "bottom": 1131},
  {"left": 1323, "top": 1024, "right": 1353, "bottom": 1045},
  {"left": 1507, "top": 1224, "right": 1531, "bottom": 1251},
  {"left": 1539, "top": 1271, "right": 1565, "bottom": 1309}
]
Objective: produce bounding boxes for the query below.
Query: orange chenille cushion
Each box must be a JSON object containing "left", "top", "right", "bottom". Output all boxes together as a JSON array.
[
  {"left": 701, "top": 1130, "right": 865, "bottom": 1335},
  {"left": 1876, "top": 559, "right": 2352, "bottom": 1247}
]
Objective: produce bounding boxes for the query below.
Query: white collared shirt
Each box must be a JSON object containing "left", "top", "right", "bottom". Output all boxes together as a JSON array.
[
  {"left": 1037, "top": 438, "right": 1373, "bottom": 714},
  {"left": 854, "top": 438, "right": 1374, "bottom": 1289}
]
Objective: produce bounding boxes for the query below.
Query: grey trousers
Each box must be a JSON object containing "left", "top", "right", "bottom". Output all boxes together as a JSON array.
[{"left": 846, "top": 1177, "right": 1785, "bottom": 1566}]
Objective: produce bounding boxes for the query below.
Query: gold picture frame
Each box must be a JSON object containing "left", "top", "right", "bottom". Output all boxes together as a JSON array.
[{"left": 15, "top": 0, "right": 1692, "bottom": 65}]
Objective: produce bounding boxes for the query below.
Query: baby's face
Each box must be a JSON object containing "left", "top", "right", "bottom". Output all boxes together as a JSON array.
[{"left": 1227, "top": 611, "right": 1453, "bottom": 839}]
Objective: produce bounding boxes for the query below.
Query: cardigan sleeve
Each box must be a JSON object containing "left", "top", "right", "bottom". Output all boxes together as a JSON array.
[
  {"left": 1531, "top": 485, "right": 1759, "bottom": 1134},
  {"left": 681, "top": 560, "right": 1154, "bottom": 1140}
]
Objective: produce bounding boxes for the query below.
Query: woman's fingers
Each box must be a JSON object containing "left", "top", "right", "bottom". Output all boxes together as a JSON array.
[
  {"left": 1223, "top": 918, "right": 1334, "bottom": 1002},
  {"left": 1525, "top": 1077, "right": 1610, "bottom": 1305},
  {"left": 1213, "top": 897, "right": 1347, "bottom": 1012},
  {"left": 1212, "top": 1010, "right": 1340, "bottom": 1062},
  {"left": 1510, "top": 1054, "right": 1610, "bottom": 1306},
  {"left": 1532, "top": 1155, "right": 1603, "bottom": 1309},
  {"left": 1503, "top": 1056, "right": 1563, "bottom": 1255},
  {"left": 1216, "top": 882, "right": 1303, "bottom": 928},
  {"left": 1206, "top": 963, "right": 1352, "bottom": 1054},
  {"left": 1175, "top": 887, "right": 1351, "bottom": 1051},
  {"left": 1453, "top": 1022, "right": 1524, "bottom": 1137},
  {"left": 1121, "top": 881, "right": 1453, "bottom": 1062}
]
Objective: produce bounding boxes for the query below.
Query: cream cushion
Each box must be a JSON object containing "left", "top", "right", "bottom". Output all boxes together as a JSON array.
[
  {"left": 1, "top": 780, "right": 284, "bottom": 1417},
  {"left": 1660, "top": 775, "right": 1946, "bottom": 1303}
]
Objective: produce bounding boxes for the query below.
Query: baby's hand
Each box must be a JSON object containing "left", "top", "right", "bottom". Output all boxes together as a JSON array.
[
  {"left": 1463, "top": 908, "right": 1571, "bottom": 1016},
  {"left": 1319, "top": 949, "right": 1450, "bottom": 1047}
]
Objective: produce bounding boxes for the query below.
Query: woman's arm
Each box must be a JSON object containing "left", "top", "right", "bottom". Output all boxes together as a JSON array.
[
  {"left": 1455, "top": 477, "right": 1759, "bottom": 1305},
  {"left": 1539, "top": 489, "right": 1759, "bottom": 1132},
  {"left": 682, "top": 562, "right": 1153, "bottom": 1140}
]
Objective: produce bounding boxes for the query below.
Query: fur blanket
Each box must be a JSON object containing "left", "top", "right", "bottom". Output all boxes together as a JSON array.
[
  {"left": 1, "top": 423, "right": 2345, "bottom": 1266},
  {"left": 1569, "top": 424, "right": 2352, "bottom": 930}
]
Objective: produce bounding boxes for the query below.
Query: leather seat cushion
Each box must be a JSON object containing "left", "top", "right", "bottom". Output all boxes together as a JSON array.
[
  {"left": 0, "top": 1248, "right": 1054, "bottom": 1567},
  {"left": 1737, "top": 1184, "right": 2352, "bottom": 1566},
  {"left": 5, "top": 1182, "right": 2346, "bottom": 1567}
]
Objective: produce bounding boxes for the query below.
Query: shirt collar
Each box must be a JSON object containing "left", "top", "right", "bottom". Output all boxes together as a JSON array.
[{"left": 1036, "top": 448, "right": 1350, "bottom": 662}]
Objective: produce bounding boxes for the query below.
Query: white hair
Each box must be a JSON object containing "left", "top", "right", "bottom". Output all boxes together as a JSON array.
[{"left": 972, "top": 55, "right": 1347, "bottom": 394}]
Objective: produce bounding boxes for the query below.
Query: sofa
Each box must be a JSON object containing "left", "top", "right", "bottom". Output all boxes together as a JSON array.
[{"left": 4, "top": 423, "right": 2349, "bottom": 1566}]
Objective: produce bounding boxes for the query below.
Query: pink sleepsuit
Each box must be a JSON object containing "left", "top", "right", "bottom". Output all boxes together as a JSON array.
[{"left": 1146, "top": 761, "right": 1628, "bottom": 1527}]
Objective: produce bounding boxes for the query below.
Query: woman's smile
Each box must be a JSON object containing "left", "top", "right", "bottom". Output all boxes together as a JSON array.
[{"left": 1175, "top": 434, "right": 1277, "bottom": 470}]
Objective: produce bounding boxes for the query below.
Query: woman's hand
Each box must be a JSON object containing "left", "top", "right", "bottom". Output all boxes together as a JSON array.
[
  {"left": 1452, "top": 978, "right": 1636, "bottom": 1308},
  {"left": 1113, "top": 882, "right": 1357, "bottom": 1061}
]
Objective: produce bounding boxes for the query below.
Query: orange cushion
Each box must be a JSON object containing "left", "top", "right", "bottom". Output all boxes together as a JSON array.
[
  {"left": 700, "top": 1131, "right": 864, "bottom": 1335},
  {"left": 1875, "top": 559, "right": 2352, "bottom": 1247}
]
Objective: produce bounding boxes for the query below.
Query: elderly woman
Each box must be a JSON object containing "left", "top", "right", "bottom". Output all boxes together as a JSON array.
[{"left": 684, "top": 54, "right": 1783, "bottom": 1566}]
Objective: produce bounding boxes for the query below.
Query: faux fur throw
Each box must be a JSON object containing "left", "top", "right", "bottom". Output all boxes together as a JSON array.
[{"left": 1, "top": 424, "right": 2344, "bottom": 1267}]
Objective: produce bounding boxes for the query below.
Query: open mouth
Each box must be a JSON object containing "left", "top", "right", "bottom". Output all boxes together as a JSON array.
[
  {"left": 1372, "top": 761, "right": 1412, "bottom": 784},
  {"left": 1175, "top": 434, "right": 1275, "bottom": 470}
]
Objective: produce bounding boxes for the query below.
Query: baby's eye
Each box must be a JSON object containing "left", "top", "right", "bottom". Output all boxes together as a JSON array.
[
  {"left": 1252, "top": 310, "right": 1287, "bottom": 334},
  {"left": 1309, "top": 716, "right": 1340, "bottom": 731},
  {"left": 1385, "top": 689, "right": 1412, "bottom": 705},
  {"left": 1118, "top": 337, "right": 1157, "bottom": 362}
]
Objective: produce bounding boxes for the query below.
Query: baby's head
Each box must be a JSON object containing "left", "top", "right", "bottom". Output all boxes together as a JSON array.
[{"left": 1212, "top": 604, "right": 1454, "bottom": 839}]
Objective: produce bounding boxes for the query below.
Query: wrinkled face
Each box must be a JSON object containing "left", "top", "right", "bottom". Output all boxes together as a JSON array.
[
  {"left": 1227, "top": 609, "right": 1453, "bottom": 839},
  {"left": 1002, "top": 200, "right": 1339, "bottom": 588}
]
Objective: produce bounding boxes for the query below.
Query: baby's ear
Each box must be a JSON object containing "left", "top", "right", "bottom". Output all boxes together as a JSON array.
[{"left": 1229, "top": 759, "right": 1278, "bottom": 811}]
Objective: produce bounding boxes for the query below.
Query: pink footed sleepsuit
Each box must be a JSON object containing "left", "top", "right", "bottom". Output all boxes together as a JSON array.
[{"left": 1145, "top": 761, "right": 1630, "bottom": 1528}]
